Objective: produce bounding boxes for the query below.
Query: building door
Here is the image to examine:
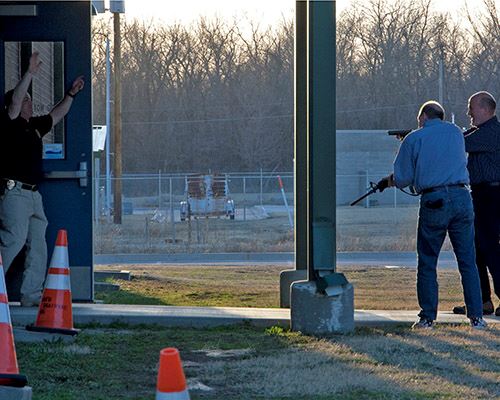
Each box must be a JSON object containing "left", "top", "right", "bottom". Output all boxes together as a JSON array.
[{"left": 0, "top": 1, "right": 93, "bottom": 301}]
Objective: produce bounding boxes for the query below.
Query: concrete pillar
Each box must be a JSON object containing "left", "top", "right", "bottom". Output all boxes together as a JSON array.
[
  {"left": 291, "top": 280, "right": 354, "bottom": 334},
  {"left": 279, "top": 269, "right": 307, "bottom": 308}
]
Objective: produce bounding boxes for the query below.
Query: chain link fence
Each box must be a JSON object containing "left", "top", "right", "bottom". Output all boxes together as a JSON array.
[{"left": 92, "top": 171, "right": 420, "bottom": 254}]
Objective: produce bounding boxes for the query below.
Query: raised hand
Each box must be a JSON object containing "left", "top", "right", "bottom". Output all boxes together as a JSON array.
[
  {"left": 28, "top": 52, "right": 42, "bottom": 74},
  {"left": 68, "top": 75, "right": 85, "bottom": 96}
]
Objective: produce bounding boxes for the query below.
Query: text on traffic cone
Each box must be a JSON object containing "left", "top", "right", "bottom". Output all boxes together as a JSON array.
[{"left": 26, "top": 230, "right": 79, "bottom": 336}]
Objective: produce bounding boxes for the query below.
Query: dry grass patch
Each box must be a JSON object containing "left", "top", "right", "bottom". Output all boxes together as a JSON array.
[
  {"left": 95, "top": 205, "right": 446, "bottom": 253},
  {"left": 96, "top": 264, "right": 281, "bottom": 307},
  {"left": 95, "top": 213, "right": 294, "bottom": 254},
  {"left": 96, "top": 264, "right": 468, "bottom": 311},
  {"left": 191, "top": 325, "right": 500, "bottom": 399},
  {"left": 18, "top": 324, "right": 499, "bottom": 399}
]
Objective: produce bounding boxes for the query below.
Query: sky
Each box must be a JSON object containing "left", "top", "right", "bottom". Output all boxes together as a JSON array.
[{"left": 121, "top": 0, "right": 489, "bottom": 25}]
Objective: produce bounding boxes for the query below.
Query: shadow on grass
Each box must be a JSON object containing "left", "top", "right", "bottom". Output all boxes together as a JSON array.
[
  {"left": 333, "top": 326, "right": 500, "bottom": 399},
  {"left": 187, "top": 326, "right": 441, "bottom": 400}
]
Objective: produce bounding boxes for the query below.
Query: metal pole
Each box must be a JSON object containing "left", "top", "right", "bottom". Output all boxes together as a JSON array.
[
  {"left": 158, "top": 169, "right": 161, "bottom": 210},
  {"left": 94, "top": 157, "right": 100, "bottom": 225},
  {"left": 170, "top": 177, "right": 176, "bottom": 243},
  {"left": 295, "top": 0, "right": 308, "bottom": 272},
  {"left": 260, "top": 168, "right": 263, "bottom": 207},
  {"left": 243, "top": 177, "right": 246, "bottom": 221},
  {"left": 113, "top": 12, "right": 123, "bottom": 224},
  {"left": 438, "top": 58, "right": 444, "bottom": 105},
  {"left": 278, "top": 175, "right": 294, "bottom": 229},
  {"left": 365, "top": 170, "right": 369, "bottom": 208},
  {"left": 309, "top": 0, "right": 336, "bottom": 277},
  {"left": 105, "top": 36, "right": 111, "bottom": 221}
]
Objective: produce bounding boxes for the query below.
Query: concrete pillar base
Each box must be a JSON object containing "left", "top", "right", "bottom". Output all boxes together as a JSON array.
[
  {"left": 0, "top": 386, "right": 33, "bottom": 400},
  {"left": 291, "top": 280, "right": 354, "bottom": 334},
  {"left": 279, "top": 269, "right": 307, "bottom": 308}
]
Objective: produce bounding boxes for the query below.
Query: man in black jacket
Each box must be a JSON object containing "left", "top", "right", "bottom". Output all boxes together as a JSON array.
[
  {"left": 453, "top": 91, "right": 500, "bottom": 316},
  {"left": 0, "top": 52, "right": 84, "bottom": 306}
]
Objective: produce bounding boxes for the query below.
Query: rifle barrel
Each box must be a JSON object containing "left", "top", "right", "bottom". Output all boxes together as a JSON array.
[{"left": 350, "top": 189, "right": 376, "bottom": 206}]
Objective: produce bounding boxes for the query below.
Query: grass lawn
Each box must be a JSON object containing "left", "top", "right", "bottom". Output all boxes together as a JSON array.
[
  {"left": 14, "top": 264, "right": 499, "bottom": 399},
  {"left": 95, "top": 264, "right": 470, "bottom": 312},
  {"left": 17, "top": 324, "right": 500, "bottom": 399}
]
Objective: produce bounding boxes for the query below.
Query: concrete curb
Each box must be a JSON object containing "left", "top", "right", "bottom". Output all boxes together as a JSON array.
[{"left": 9, "top": 303, "right": 500, "bottom": 329}]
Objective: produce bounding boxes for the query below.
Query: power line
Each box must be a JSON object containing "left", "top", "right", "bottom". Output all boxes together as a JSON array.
[
  {"left": 337, "top": 103, "right": 420, "bottom": 113},
  {"left": 122, "top": 113, "right": 293, "bottom": 126}
]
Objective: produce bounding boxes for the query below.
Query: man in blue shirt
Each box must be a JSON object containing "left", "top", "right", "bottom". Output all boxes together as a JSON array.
[
  {"left": 382, "top": 101, "right": 486, "bottom": 329},
  {"left": 453, "top": 92, "right": 500, "bottom": 317}
]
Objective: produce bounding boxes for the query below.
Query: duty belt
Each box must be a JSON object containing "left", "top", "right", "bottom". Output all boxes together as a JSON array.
[{"left": 2, "top": 179, "right": 38, "bottom": 191}]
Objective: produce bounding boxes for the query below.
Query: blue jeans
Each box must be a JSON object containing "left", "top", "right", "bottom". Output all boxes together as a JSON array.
[{"left": 417, "top": 186, "right": 482, "bottom": 320}]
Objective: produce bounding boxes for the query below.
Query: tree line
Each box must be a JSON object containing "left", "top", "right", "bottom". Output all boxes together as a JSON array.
[{"left": 91, "top": 0, "right": 499, "bottom": 173}]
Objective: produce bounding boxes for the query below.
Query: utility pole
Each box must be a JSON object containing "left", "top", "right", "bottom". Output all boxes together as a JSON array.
[
  {"left": 111, "top": 0, "right": 125, "bottom": 224},
  {"left": 105, "top": 35, "right": 111, "bottom": 221},
  {"left": 438, "top": 58, "right": 444, "bottom": 106}
]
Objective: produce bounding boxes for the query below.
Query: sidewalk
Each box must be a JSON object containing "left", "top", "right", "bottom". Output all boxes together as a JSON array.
[{"left": 9, "top": 303, "right": 500, "bottom": 328}]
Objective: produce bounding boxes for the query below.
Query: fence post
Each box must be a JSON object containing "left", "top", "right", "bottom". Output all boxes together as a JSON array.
[
  {"left": 170, "top": 177, "right": 176, "bottom": 243},
  {"left": 260, "top": 168, "right": 263, "bottom": 207},
  {"left": 278, "top": 175, "right": 293, "bottom": 229},
  {"left": 365, "top": 170, "right": 370, "bottom": 208},
  {"left": 243, "top": 176, "right": 247, "bottom": 221},
  {"left": 94, "top": 157, "right": 100, "bottom": 226},
  {"left": 145, "top": 216, "right": 150, "bottom": 248},
  {"left": 158, "top": 169, "right": 162, "bottom": 210}
]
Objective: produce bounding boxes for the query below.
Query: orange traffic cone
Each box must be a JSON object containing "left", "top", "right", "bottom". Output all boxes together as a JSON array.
[
  {"left": 155, "top": 348, "right": 190, "bottom": 399},
  {"left": 26, "top": 229, "right": 79, "bottom": 336},
  {"left": 0, "top": 253, "right": 28, "bottom": 387}
]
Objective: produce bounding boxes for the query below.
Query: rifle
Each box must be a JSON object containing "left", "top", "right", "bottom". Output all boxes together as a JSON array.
[
  {"left": 387, "top": 129, "right": 412, "bottom": 139},
  {"left": 350, "top": 177, "right": 390, "bottom": 206},
  {"left": 389, "top": 126, "right": 478, "bottom": 139}
]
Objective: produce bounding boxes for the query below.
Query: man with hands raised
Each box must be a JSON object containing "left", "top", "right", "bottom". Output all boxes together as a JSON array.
[{"left": 0, "top": 51, "right": 84, "bottom": 307}]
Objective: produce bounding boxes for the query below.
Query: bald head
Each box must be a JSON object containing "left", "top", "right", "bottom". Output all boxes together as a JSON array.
[
  {"left": 468, "top": 91, "right": 496, "bottom": 126},
  {"left": 417, "top": 101, "right": 445, "bottom": 127}
]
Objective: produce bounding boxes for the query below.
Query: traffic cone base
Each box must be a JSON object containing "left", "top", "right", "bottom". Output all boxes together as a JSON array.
[
  {"left": 25, "top": 324, "right": 79, "bottom": 336},
  {"left": 156, "top": 390, "right": 190, "bottom": 400},
  {"left": 0, "top": 373, "right": 28, "bottom": 388},
  {"left": 26, "top": 230, "right": 79, "bottom": 336}
]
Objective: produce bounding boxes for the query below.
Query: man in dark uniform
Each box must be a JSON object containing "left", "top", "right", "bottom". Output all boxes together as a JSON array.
[
  {"left": 0, "top": 52, "right": 84, "bottom": 306},
  {"left": 453, "top": 91, "right": 500, "bottom": 316}
]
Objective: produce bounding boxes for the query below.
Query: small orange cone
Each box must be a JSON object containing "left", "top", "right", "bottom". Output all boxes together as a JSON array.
[
  {"left": 0, "top": 253, "right": 28, "bottom": 387},
  {"left": 26, "top": 229, "right": 79, "bottom": 336},
  {"left": 155, "top": 348, "right": 190, "bottom": 400}
]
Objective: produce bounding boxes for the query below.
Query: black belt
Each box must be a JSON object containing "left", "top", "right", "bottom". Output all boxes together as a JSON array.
[
  {"left": 2, "top": 179, "right": 38, "bottom": 192},
  {"left": 472, "top": 181, "right": 500, "bottom": 187},
  {"left": 421, "top": 183, "right": 466, "bottom": 194}
]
